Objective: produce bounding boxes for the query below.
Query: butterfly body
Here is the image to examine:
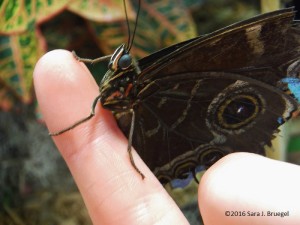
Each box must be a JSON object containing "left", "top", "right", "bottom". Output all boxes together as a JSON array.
[
  {"left": 51, "top": 8, "right": 300, "bottom": 185},
  {"left": 100, "top": 8, "right": 300, "bottom": 184}
]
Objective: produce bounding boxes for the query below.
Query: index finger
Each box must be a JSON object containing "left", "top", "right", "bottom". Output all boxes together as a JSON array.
[{"left": 33, "top": 50, "right": 188, "bottom": 225}]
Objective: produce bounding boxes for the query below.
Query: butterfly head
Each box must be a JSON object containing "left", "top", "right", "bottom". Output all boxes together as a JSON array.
[
  {"left": 99, "top": 44, "right": 139, "bottom": 111},
  {"left": 108, "top": 44, "right": 133, "bottom": 72}
]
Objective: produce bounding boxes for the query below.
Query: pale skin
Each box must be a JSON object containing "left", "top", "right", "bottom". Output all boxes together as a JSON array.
[{"left": 34, "top": 49, "right": 300, "bottom": 225}]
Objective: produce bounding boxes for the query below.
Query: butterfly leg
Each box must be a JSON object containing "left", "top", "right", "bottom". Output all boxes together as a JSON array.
[
  {"left": 72, "top": 51, "right": 112, "bottom": 64},
  {"left": 49, "top": 95, "right": 101, "bottom": 136},
  {"left": 128, "top": 109, "right": 145, "bottom": 179}
]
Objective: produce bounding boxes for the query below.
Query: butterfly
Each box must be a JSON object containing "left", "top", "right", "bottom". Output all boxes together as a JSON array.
[{"left": 50, "top": 6, "right": 300, "bottom": 185}]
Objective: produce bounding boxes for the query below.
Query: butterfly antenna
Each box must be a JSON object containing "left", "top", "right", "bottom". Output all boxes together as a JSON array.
[
  {"left": 128, "top": 0, "right": 141, "bottom": 51},
  {"left": 123, "top": 0, "right": 131, "bottom": 50},
  {"left": 123, "top": 0, "right": 141, "bottom": 51}
]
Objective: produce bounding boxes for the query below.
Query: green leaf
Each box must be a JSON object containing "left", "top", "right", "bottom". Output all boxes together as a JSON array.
[
  {"left": 89, "top": 0, "right": 197, "bottom": 58},
  {"left": 67, "top": 0, "right": 136, "bottom": 22},
  {"left": 0, "top": 0, "right": 71, "bottom": 34},
  {"left": 0, "top": 23, "right": 45, "bottom": 108}
]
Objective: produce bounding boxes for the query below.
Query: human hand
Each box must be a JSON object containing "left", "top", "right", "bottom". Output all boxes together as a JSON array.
[{"left": 34, "top": 50, "right": 300, "bottom": 225}]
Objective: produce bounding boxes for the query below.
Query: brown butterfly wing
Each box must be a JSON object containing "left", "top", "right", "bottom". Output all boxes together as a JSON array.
[
  {"left": 139, "top": 8, "right": 300, "bottom": 85},
  {"left": 115, "top": 8, "right": 300, "bottom": 183}
]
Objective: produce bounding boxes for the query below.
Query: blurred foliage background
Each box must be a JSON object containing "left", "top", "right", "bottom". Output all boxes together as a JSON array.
[{"left": 0, "top": 0, "right": 299, "bottom": 224}]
